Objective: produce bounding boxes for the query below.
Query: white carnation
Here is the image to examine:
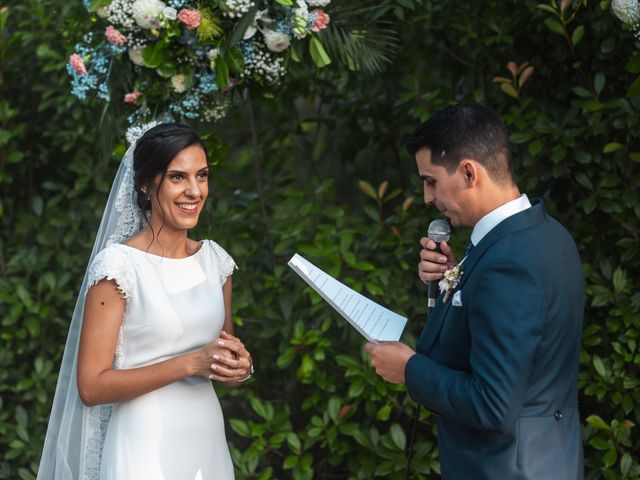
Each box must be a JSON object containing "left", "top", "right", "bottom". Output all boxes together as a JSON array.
[
  {"left": 171, "top": 74, "right": 188, "bottom": 93},
  {"left": 611, "top": 0, "right": 640, "bottom": 23},
  {"left": 206, "top": 48, "right": 220, "bottom": 61},
  {"left": 162, "top": 6, "right": 177, "bottom": 20},
  {"left": 306, "top": 0, "right": 330, "bottom": 6},
  {"left": 128, "top": 47, "right": 145, "bottom": 66},
  {"left": 262, "top": 29, "right": 291, "bottom": 52},
  {"left": 132, "top": 0, "right": 166, "bottom": 29}
]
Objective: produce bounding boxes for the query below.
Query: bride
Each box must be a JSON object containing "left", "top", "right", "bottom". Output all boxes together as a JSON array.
[{"left": 37, "top": 123, "right": 252, "bottom": 479}]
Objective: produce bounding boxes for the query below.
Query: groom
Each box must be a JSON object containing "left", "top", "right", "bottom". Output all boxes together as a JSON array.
[{"left": 365, "top": 103, "right": 584, "bottom": 479}]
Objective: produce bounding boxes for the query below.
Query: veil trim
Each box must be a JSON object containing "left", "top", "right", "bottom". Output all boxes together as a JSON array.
[{"left": 37, "top": 122, "right": 158, "bottom": 480}]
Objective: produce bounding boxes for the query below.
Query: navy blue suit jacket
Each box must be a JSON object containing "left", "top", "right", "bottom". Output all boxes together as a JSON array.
[{"left": 405, "top": 199, "right": 584, "bottom": 480}]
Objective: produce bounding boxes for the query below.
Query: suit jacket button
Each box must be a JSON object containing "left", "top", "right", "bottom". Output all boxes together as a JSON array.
[{"left": 554, "top": 410, "right": 563, "bottom": 421}]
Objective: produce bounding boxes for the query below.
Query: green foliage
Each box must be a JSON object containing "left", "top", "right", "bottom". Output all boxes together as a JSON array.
[
  {"left": 0, "top": 1, "right": 126, "bottom": 477},
  {"left": 319, "top": 0, "right": 399, "bottom": 74},
  {"left": 208, "top": 169, "right": 434, "bottom": 478},
  {"left": 1, "top": 0, "right": 639, "bottom": 479}
]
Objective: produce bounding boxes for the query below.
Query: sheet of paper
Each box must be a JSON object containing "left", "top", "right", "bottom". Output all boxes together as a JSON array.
[{"left": 288, "top": 253, "right": 407, "bottom": 341}]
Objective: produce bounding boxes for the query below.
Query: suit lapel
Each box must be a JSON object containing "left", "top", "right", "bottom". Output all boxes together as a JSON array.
[{"left": 418, "top": 199, "right": 547, "bottom": 355}]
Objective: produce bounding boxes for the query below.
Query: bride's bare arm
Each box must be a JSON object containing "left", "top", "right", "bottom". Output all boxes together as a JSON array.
[{"left": 77, "top": 279, "right": 227, "bottom": 406}]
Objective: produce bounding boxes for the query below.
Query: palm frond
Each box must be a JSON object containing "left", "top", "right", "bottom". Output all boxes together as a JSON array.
[{"left": 321, "top": 0, "right": 399, "bottom": 74}]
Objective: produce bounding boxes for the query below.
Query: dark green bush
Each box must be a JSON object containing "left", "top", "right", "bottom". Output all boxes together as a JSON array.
[{"left": 1, "top": 1, "right": 638, "bottom": 479}]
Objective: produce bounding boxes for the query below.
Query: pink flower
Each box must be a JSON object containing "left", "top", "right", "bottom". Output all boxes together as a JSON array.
[
  {"left": 105, "top": 25, "right": 127, "bottom": 47},
  {"left": 177, "top": 9, "right": 201, "bottom": 30},
  {"left": 310, "top": 9, "right": 330, "bottom": 32},
  {"left": 69, "top": 54, "right": 87, "bottom": 75},
  {"left": 124, "top": 91, "right": 142, "bottom": 104}
]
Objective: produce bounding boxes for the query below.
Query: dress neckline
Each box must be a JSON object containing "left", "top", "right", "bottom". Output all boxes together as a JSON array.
[{"left": 118, "top": 240, "right": 206, "bottom": 260}]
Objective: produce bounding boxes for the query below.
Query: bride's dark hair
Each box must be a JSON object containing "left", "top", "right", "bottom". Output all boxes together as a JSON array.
[{"left": 133, "top": 123, "right": 207, "bottom": 213}]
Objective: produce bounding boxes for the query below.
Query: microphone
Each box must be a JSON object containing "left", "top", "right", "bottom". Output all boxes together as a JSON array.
[{"left": 426, "top": 219, "right": 451, "bottom": 316}]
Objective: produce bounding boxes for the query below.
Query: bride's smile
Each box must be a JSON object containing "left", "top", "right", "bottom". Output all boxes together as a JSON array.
[{"left": 149, "top": 144, "right": 209, "bottom": 231}]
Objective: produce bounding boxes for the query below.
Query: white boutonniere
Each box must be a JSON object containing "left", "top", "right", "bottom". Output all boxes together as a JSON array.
[{"left": 439, "top": 259, "right": 465, "bottom": 303}]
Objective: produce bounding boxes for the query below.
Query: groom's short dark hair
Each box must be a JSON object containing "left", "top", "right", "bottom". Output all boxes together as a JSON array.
[{"left": 405, "top": 103, "right": 515, "bottom": 185}]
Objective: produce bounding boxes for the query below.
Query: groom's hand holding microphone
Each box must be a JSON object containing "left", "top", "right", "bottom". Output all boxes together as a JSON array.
[{"left": 419, "top": 231, "right": 457, "bottom": 284}]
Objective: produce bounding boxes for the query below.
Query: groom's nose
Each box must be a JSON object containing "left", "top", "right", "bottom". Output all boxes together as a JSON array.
[{"left": 423, "top": 187, "right": 435, "bottom": 204}]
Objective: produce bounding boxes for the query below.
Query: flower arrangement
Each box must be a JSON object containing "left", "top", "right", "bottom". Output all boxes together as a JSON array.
[
  {"left": 68, "top": 0, "right": 333, "bottom": 123},
  {"left": 611, "top": 0, "right": 640, "bottom": 38}
]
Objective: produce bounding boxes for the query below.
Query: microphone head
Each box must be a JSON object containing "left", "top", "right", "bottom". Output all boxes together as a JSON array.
[{"left": 427, "top": 219, "right": 451, "bottom": 243}]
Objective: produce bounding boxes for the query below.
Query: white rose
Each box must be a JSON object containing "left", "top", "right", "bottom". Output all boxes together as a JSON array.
[
  {"left": 294, "top": 0, "right": 308, "bottom": 18},
  {"left": 96, "top": 6, "right": 109, "bottom": 18},
  {"left": 162, "top": 6, "right": 177, "bottom": 20},
  {"left": 171, "top": 74, "right": 188, "bottom": 93},
  {"left": 611, "top": 0, "right": 640, "bottom": 23},
  {"left": 206, "top": 48, "right": 220, "bottom": 61},
  {"left": 132, "top": 0, "right": 166, "bottom": 29},
  {"left": 262, "top": 29, "right": 291, "bottom": 53},
  {"left": 128, "top": 47, "right": 145, "bottom": 66},
  {"left": 306, "top": 0, "right": 330, "bottom": 6}
]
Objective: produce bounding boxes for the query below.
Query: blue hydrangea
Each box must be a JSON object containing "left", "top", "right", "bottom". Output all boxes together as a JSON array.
[
  {"left": 276, "top": 20, "right": 293, "bottom": 36},
  {"left": 75, "top": 40, "right": 94, "bottom": 58},
  {"left": 167, "top": 0, "right": 191, "bottom": 7},
  {"left": 197, "top": 73, "right": 218, "bottom": 94},
  {"left": 181, "top": 94, "right": 201, "bottom": 118},
  {"left": 107, "top": 43, "right": 126, "bottom": 56},
  {"left": 91, "top": 50, "right": 111, "bottom": 75},
  {"left": 170, "top": 94, "right": 201, "bottom": 120},
  {"left": 306, "top": 12, "right": 316, "bottom": 30},
  {"left": 240, "top": 40, "right": 255, "bottom": 62},
  {"left": 67, "top": 40, "right": 115, "bottom": 102},
  {"left": 97, "top": 83, "right": 111, "bottom": 102},
  {"left": 68, "top": 64, "right": 98, "bottom": 101},
  {"left": 273, "top": 5, "right": 294, "bottom": 35}
]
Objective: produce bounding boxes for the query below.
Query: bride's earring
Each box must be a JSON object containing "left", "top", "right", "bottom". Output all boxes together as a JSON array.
[{"left": 140, "top": 187, "right": 151, "bottom": 210}]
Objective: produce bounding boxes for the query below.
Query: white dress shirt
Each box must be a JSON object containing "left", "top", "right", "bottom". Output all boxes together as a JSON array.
[{"left": 470, "top": 194, "right": 532, "bottom": 247}]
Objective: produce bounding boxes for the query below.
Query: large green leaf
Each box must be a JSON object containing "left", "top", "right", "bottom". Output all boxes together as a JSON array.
[
  {"left": 142, "top": 42, "right": 170, "bottom": 69},
  {"left": 215, "top": 56, "right": 229, "bottom": 88},
  {"left": 627, "top": 75, "right": 640, "bottom": 98},
  {"left": 309, "top": 37, "right": 332, "bottom": 68}
]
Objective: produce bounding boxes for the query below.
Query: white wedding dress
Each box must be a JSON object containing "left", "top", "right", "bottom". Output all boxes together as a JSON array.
[{"left": 86, "top": 239, "right": 236, "bottom": 480}]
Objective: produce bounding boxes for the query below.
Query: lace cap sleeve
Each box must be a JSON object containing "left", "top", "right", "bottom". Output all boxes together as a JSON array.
[
  {"left": 87, "top": 245, "right": 135, "bottom": 299},
  {"left": 207, "top": 240, "right": 237, "bottom": 284}
]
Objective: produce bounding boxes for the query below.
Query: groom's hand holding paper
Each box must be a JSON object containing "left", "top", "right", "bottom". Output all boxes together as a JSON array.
[
  {"left": 288, "top": 253, "right": 407, "bottom": 342},
  {"left": 364, "top": 341, "right": 416, "bottom": 384}
]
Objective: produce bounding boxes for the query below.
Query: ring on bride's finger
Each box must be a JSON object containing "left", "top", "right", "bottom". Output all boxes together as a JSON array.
[{"left": 238, "top": 364, "right": 254, "bottom": 383}]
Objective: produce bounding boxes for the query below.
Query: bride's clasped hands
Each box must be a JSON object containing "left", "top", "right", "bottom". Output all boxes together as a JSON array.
[{"left": 193, "top": 330, "right": 253, "bottom": 384}]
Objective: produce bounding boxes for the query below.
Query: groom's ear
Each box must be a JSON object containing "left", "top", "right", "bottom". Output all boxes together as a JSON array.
[{"left": 459, "top": 159, "right": 479, "bottom": 186}]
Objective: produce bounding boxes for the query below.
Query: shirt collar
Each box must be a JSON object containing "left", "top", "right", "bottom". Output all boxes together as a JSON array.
[{"left": 470, "top": 194, "right": 531, "bottom": 246}]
